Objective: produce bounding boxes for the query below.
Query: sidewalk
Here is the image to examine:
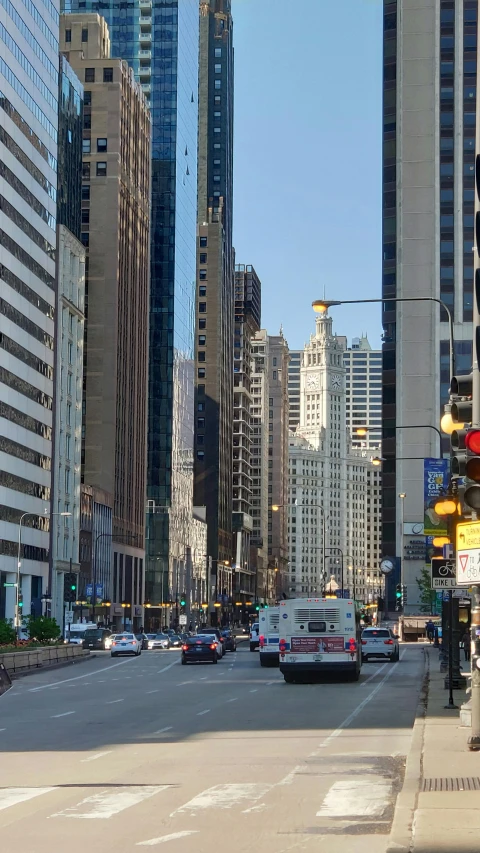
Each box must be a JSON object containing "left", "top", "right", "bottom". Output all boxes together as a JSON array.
[{"left": 388, "top": 648, "right": 480, "bottom": 853}]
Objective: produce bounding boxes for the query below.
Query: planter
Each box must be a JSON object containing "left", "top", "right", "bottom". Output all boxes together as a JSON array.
[{"left": 0, "top": 645, "right": 90, "bottom": 674}]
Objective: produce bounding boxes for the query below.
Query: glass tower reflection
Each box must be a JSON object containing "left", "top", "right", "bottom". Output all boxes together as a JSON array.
[{"left": 61, "top": 0, "right": 199, "bottom": 605}]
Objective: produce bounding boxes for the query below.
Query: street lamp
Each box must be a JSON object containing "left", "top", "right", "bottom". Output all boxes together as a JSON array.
[
  {"left": 398, "top": 493, "right": 406, "bottom": 609},
  {"left": 17, "top": 510, "right": 71, "bottom": 639},
  {"left": 312, "top": 296, "right": 455, "bottom": 377},
  {"left": 356, "top": 424, "right": 443, "bottom": 456}
]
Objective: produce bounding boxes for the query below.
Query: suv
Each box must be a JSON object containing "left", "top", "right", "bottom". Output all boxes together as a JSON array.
[
  {"left": 82, "top": 628, "right": 111, "bottom": 650},
  {"left": 361, "top": 627, "right": 399, "bottom": 662},
  {"left": 250, "top": 622, "right": 260, "bottom": 652}
]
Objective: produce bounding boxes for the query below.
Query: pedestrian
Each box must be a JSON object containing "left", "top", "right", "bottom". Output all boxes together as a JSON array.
[
  {"left": 462, "top": 630, "right": 471, "bottom": 662},
  {"left": 425, "top": 619, "right": 435, "bottom": 644}
]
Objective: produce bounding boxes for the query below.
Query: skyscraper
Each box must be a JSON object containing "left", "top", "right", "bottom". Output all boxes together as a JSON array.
[
  {"left": 194, "top": 0, "right": 235, "bottom": 584},
  {"left": 0, "top": 0, "right": 59, "bottom": 622},
  {"left": 382, "top": 1, "right": 475, "bottom": 607},
  {"left": 61, "top": 0, "right": 199, "bottom": 611},
  {"left": 343, "top": 335, "right": 382, "bottom": 451},
  {"left": 287, "top": 350, "right": 302, "bottom": 432}
]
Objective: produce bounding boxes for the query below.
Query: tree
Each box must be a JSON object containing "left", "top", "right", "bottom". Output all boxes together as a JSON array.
[
  {"left": 25, "top": 616, "right": 61, "bottom": 644},
  {"left": 416, "top": 567, "right": 435, "bottom": 614},
  {"left": 0, "top": 619, "right": 16, "bottom": 646}
]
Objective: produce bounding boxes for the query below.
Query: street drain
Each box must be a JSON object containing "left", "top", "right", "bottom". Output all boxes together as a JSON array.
[{"left": 422, "top": 777, "right": 480, "bottom": 792}]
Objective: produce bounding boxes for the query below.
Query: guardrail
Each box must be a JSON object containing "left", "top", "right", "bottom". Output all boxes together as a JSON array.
[{"left": 0, "top": 645, "right": 89, "bottom": 675}]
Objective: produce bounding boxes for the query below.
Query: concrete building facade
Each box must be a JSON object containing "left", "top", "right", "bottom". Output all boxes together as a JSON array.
[
  {"left": 287, "top": 349, "right": 302, "bottom": 433},
  {"left": 60, "top": 14, "right": 151, "bottom": 627},
  {"left": 250, "top": 333, "right": 270, "bottom": 604},
  {"left": 266, "top": 330, "right": 290, "bottom": 597},
  {"left": 343, "top": 335, "right": 382, "bottom": 451}
]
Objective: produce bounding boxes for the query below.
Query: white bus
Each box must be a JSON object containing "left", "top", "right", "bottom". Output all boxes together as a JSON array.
[
  {"left": 278, "top": 597, "right": 361, "bottom": 683},
  {"left": 258, "top": 607, "right": 279, "bottom": 667}
]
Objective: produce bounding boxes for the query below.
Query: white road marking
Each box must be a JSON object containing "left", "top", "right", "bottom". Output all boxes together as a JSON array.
[
  {"left": 0, "top": 787, "right": 56, "bottom": 811},
  {"left": 176, "top": 681, "right": 193, "bottom": 686},
  {"left": 137, "top": 831, "right": 199, "bottom": 846},
  {"left": 317, "top": 779, "right": 392, "bottom": 817},
  {"left": 242, "top": 803, "right": 266, "bottom": 814},
  {"left": 173, "top": 783, "right": 271, "bottom": 814},
  {"left": 81, "top": 751, "right": 112, "bottom": 763},
  {"left": 197, "top": 709, "right": 210, "bottom": 716},
  {"left": 249, "top": 689, "right": 258, "bottom": 693},
  {"left": 158, "top": 660, "right": 180, "bottom": 675},
  {"left": 29, "top": 659, "right": 131, "bottom": 692},
  {"left": 51, "top": 711, "right": 75, "bottom": 718},
  {"left": 106, "top": 698, "right": 124, "bottom": 704},
  {"left": 147, "top": 689, "right": 159, "bottom": 694},
  {"left": 199, "top": 676, "right": 208, "bottom": 680},
  {"left": 226, "top": 697, "right": 238, "bottom": 703},
  {"left": 361, "top": 662, "right": 388, "bottom": 685},
  {"left": 154, "top": 726, "right": 172, "bottom": 734},
  {"left": 50, "top": 786, "right": 169, "bottom": 819},
  {"left": 0, "top": 728, "right": 6, "bottom": 732}
]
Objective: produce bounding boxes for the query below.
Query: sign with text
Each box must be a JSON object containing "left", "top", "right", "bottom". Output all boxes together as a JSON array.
[
  {"left": 430, "top": 557, "right": 457, "bottom": 589},
  {"left": 457, "top": 521, "right": 480, "bottom": 585},
  {"left": 424, "top": 458, "right": 449, "bottom": 535},
  {"left": 291, "top": 636, "right": 345, "bottom": 654}
]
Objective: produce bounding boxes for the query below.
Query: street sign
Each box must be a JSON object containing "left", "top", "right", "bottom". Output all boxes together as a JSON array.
[
  {"left": 179, "top": 614, "right": 187, "bottom": 626},
  {"left": 65, "top": 611, "right": 73, "bottom": 624},
  {"left": 85, "top": 583, "right": 93, "bottom": 597},
  {"left": 3, "top": 583, "right": 17, "bottom": 588},
  {"left": 456, "top": 520, "right": 480, "bottom": 585},
  {"left": 430, "top": 557, "right": 457, "bottom": 589}
]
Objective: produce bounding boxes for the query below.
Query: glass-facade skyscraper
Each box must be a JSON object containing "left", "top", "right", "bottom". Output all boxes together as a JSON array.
[{"left": 62, "top": 0, "right": 199, "bottom": 606}]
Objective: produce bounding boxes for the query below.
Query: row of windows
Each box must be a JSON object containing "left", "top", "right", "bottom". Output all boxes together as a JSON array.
[
  {"left": 0, "top": 91, "right": 56, "bottom": 171},
  {"left": 22, "top": 0, "right": 58, "bottom": 50},
  {"left": 0, "top": 24, "right": 57, "bottom": 112},
  {"left": 0, "top": 503, "right": 49, "bottom": 530},
  {"left": 0, "top": 58, "right": 57, "bottom": 142},
  {"left": 82, "top": 161, "right": 107, "bottom": 179},
  {"left": 0, "top": 195, "right": 55, "bottom": 260},
  {"left": 0, "top": 399, "right": 51, "bottom": 439},
  {"left": 0, "top": 365, "right": 52, "bottom": 410},
  {"left": 0, "top": 160, "right": 55, "bottom": 232},
  {"left": 0, "top": 434, "right": 51, "bottom": 471},
  {"left": 0, "top": 332, "right": 53, "bottom": 379},
  {"left": 0, "top": 538, "right": 48, "bottom": 563},
  {"left": 84, "top": 67, "right": 114, "bottom": 84},
  {"left": 0, "top": 263, "right": 54, "bottom": 319},
  {"left": 82, "top": 137, "right": 108, "bottom": 154},
  {"left": 1, "top": 0, "right": 57, "bottom": 81},
  {"left": 0, "top": 295, "right": 54, "bottom": 349},
  {"left": 0, "top": 468, "right": 50, "bottom": 501},
  {"left": 0, "top": 125, "right": 56, "bottom": 203}
]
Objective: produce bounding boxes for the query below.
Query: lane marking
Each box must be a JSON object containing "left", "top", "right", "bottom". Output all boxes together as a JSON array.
[
  {"left": 361, "top": 662, "right": 388, "bottom": 685},
  {"left": 173, "top": 783, "right": 271, "bottom": 815},
  {"left": 226, "top": 697, "right": 238, "bottom": 703},
  {"left": 50, "top": 786, "right": 169, "bottom": 819},
  {"left": 0, "top": 787, "right": 56, "bottom": 811},
  {"left": 81, "top": 751, "right": 112, "bottom": 763},
  {"left": 242, "top": 803, "right": 266, "bottom": 814},
  {"left": 158, "top": 660, "right": 180, "bottom": 675},
  {"left": 51, "top": 711, "right": 75, "bottom": 718},
  {"left": 137, "top": 831, "right": 199, "bottom": 847},
  {"left": 197, "top": 709, "right": 210, "bottom": 716},
  {"left": 317, "top": 779, "right": 392, "bottom": 817},
  {"left": 249, "top": 689, "right": 258, "bottom": 693},
  {"left": 147, "top": 689, "right": 159, "bottom": 694},
  {"left": 106, "top": 698, "right": 124, "bottom": 705},
  {"left": 0, "top": 728, "right": 6, "bottom": 732},
  {"left": 29, "top": 659, "right": 132, "bottom": 692},
  {"left": 154, "top": 726, "right": 172, "bottom": 734}
]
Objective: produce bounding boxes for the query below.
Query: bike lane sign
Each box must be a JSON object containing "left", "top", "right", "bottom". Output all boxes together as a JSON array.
[
  {"left": 456, "top": 521, "right": 480, "bottom": 585},
  {"left": 431, "top": 557, "right": 457, "bottom": 589}
]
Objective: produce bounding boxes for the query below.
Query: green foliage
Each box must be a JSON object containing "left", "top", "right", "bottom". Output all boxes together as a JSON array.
[
  {"left": 416, "top": 567, "right": 435, "bottom": 614},
  {"left": 25, "top": 615, "right": 61, "bottom": 644},
  {"left": 0, "top": 619, "right": 16, "bottom": 645}
]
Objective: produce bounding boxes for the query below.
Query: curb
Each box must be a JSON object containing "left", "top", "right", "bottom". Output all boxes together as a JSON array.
[{"left": 386, "top": 647, "right": 429, "bottom": 853}]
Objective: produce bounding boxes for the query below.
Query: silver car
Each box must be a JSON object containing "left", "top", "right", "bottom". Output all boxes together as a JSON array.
[
  {"left": 148, "top": 633, "right": 171, "bottom": 650},
  {"left": 361, "top": 627, "right": 399, "bottom": 662}
]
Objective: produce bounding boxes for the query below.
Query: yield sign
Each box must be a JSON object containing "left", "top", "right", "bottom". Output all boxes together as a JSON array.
[
  {"left": 456, "top": 550, "right": 480, "bottom": 585},
  {"left": 459, "top": 554, "right": 469, "bottom": 573}
]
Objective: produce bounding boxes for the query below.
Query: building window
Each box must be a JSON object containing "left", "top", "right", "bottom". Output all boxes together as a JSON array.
[
  {"left": 97, "top": 138, "right": 107, "bottom": 153},
  {"left": 200, "top": 253, "right": 207, "bottom": 263},
  {"left": 198, "top": 402, "right": 205, "bottom": 412},
  {"left": 81, "top": 209, "right": 89, "bottom": 224},
  {"left": 199, "top": 302, "right": 207, "bottom": 313},
  {"left": 82, "top": 162, "right": 90, "bottom": 179},
  {"left": 273, "top": 370, "right": 277, "bottom": 380},
  {"left": 197, "top": 451, "right": 205, "bottom": 460},
  {"left": 103, "top": 68, "right": 113, "bottom": 82},
  {"left": 82, "top": 139, "right": 91, "bottom": 154},
  {"left": 84, "top": 90, "right": 91, "bottom": 106},
  {"left": 84, "top": 112, "right": 91, "bottom": 129},
  {"left": 198, "top": 368, "right": 206, "bottom": 378},
  {"left": 199, "top": 318, "right": 206, "bottom": 329},
  {"left": 85, "top": 68, "right": 95, "bottom": 83},
  {"left": 215, "top": 64, "right": 222, "bottom": 73},
  {"left": 65, "top": 29, "right": 71, "bottom": 42},
  {"left": 200, "top": 236, "right": 207, "bottom": 247},
  {"left": 96, "top": 161, "right": 107, "bottom": 177},
  {"left": 199, "top": 335, "right": 206, "bottom": 346},
  {"left": 199, "top": 286, "right": 206, "bottom": 297},
  {"left": 81, "top": 233, "right": 89, "bottom": 247},
  {"left": 215, "top": 80, "right": 221, "bottom": 89},
  {"left": 82, "top": 185, "right": 90, "bottom": 200},
  {"left": 197, "top": 418, "right": 205, "bottom": 428},
  {"left": 81, "top": 27, "right": 88, "bottom": 41},
  {"left": 199, "top": 269, "right": 207, "bottom": 280},
  {"left": 198, "top": 351, "right": 206, "bottom": 362}
]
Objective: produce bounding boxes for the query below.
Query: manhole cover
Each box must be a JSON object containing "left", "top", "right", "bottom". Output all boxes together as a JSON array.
[{"left": 422, "top": 777, "right": 480, "bottom": 792}]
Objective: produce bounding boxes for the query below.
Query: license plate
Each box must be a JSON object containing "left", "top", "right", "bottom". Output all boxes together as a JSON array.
[
  {"left": 121, "top": 643, "right": 127, "bottom": 646},
  {"left": 313, "top": 654, "right": 323, "bottom": 661}
]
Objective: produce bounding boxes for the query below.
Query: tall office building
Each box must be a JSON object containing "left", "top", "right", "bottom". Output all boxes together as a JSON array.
[
  {"left": 287, "top": 350, "right": 302, "bottom": 432},
  {"left": 382, "top": 1, "right": 475, "bottom": 609},
  {"left": 232, "top": 264, "right": 261, "bottom": 604},
  {"left": 61, "top": 0, "right": 199, "bottom": 624},
  {"left": 194, "top": 0, "right": 235, "bottom": 591},
  {"left": 266, "top": 330, "right": 290, "bottom": 596},
  {"left": 250, "top": 334, "right": 270, "bottom": 603},
  {"left": 344, "top": 335, "right": 382, "bottom": 450},
  {"left": 60, "top": 14, "right": 151, "bottom": 629},
  {"left": 0, "top": 0, "right": 59, "bottom": 622}
]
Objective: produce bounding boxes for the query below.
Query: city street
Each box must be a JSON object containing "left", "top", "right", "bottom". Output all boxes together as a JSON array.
[{"left": 0, "top": 643, "right": 424, "bottom": 852}]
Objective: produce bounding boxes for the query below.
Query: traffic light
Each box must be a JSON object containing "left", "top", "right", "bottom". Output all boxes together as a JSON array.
[
  {"left": 18, "top": 590, "right": 23, "bottom": 610},
  {"left": 402, "top": 584, "right": 408, "bottom": 606},
  {"left": 464, "top": 428, "right": 480, "bottom": 509},
  {"left": 450, "top": 373, "right": 473, "bottom": 426},
  {"left": 64, "top": 572, "right": 77, "bottom": 603},
  {"left": 180, "top": 595, "right": 186, "bottom": 607},
  {"left": 395, "top": 584, "right": 402, "bottom": 611},
  {"left": 255, "top": 603, "right": 260, "bottom": 611}
]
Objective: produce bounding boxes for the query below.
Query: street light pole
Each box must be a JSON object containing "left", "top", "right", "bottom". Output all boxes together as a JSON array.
[{"left": 398, "top": 493, "right": 406, "bottom": 610}]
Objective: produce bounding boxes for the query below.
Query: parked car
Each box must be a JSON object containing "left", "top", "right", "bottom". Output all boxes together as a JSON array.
[
  {"left": 197, "top": 627, "right": 224, "bottom": 657},
  {"left": 148, "top": 633, "right": 171, "bottom": 650},
  {"left": 82, "top": 628, "right": 112, "bottom": 651},
  {"left": 110, "top": 633, "right": 141, "bottom": 657},
  {"left": 250, "top": 622, "right": 260, "bottom": 652},
  {"left": 220, "top": 629, "right": 236, "bottom": 652},
  {"left": 181, "top": 635, "right": 219, "bottom": 665},
  {"left": 361, "top": 627, "right": 400, "bottom": 662},
  {"left": 135, "top": 633, "right": 149, "bottom": 650}
]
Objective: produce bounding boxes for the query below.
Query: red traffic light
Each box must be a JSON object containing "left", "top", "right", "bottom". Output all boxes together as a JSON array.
[{"left": 465, "top": 429, "right": 480, "bottom": 455}]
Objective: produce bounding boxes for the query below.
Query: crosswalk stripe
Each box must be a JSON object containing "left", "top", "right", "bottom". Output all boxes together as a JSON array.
[
  {"left": 317, "top": 780, "right": 392, "bottom": 818},
  {"left": 50, "top": 786, "right": 170, "bottom": 820},
  {"left": 0, "top": 788, "right": 56, "bottom": 811},
  {"left": 173, "top": 783, "right": 271, "bottom": 814}
]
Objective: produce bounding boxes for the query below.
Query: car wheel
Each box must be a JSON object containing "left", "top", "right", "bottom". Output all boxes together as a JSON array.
[
  {"left": 213, "top": 655, "right": 218, "bottom": 664},
  {"left": 350, "top": 668, "right": 360, "bottom": 682},
  {"left": 181, "top": 657, "right": 187, "bottom": 665},
  {"left": 111, "top": 653, "right": 116, "bottom": 657},
  {"left": 284, "top": 673, "right": 294, "bottom": 684},
  {"left": 361, "top": 655, "right": 367, "bottom": 662},
  {"left": 250, "top": 643, "right": 256, "bottom": 652}
]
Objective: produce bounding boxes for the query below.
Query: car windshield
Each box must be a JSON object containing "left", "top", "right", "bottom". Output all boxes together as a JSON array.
[
  {"left": 363, "top": 629, "right": 390, "bottom": 638},
  {"left": 83, "top": 629, "right": 104, "bottom": 639},
  {"left": 115, "top": 634, "right": 134, "bottom": 640},
  {"left": 170, "top": 635, "right": 180, "bottom": 641},
  {"left": 196, "top": 634, "right": 214, "bottom": 640},
  {"left": 146, "top": 634, "right": 156, "bottom": 640},
  {"left": 155, "top": 634, "right": 168, "bottom": 639}
]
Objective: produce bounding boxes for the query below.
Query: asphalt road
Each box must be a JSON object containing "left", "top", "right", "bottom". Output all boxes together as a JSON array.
[{"left": 0, "top": 642, "right": 425, "bottom": 852}]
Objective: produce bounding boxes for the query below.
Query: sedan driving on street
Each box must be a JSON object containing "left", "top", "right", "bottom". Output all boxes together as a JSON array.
[
  {"left": 361, "top": 627, "right": 399, "bottom": 662},
  {"left": 181, "top": 635, "right": 219, "bottom": 665},
  {"left": 148, "top": 633, "right": 171, "bottom": 650},
  {"left": 110, "top": 633, "right": 142, "bottom": 657},
  {"left": 220, "top": 629, "right": 236, "bottom": 652},
  {"left": 168, "top": 634, "right": 183, "bottom": 649}
]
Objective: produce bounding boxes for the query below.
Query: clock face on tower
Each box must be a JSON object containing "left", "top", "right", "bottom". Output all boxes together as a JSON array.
[
  {"left": 306, "top": 373, "right": 320, "bottom": 391},
  {"left": 330, "top": 374, "right": 342, "bottom": 390}
]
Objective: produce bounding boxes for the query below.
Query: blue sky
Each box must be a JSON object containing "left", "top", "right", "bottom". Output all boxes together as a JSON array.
[{"left": 232, "top": 0, "right": 383, "bottom": 350}]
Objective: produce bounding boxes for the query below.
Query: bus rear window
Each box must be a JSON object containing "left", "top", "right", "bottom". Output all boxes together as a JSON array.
[{"left": 308, "top": 621, "right": 326, "bottom": 633}]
